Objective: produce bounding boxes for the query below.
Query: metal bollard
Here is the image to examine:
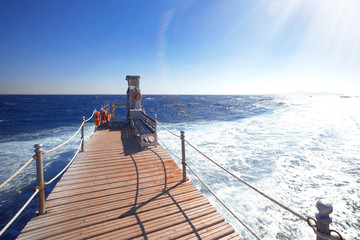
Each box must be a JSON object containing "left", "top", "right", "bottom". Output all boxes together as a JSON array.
[
  {"left": 315, "top": 200, "right": 333, "bottom": 240},
  {"left": 180, "top": 131, "right": 187, "bottom": 182},
  {"left": 81, "top": 116, "right": 85, "bottom": 152},
  {"left": 34, "top": 144, "right": 46, "bottom": 215}
]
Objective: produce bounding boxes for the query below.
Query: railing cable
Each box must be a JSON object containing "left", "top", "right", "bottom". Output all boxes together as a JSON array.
[
  {"left": 43, "top": 110, "right": 94, "bottom": 154},
  {"left": 84, "top": 110, "right": 95, "bottom": 123},
  {"left": 101, "top": 103, "right": 111, "bottom": 112},
  {"left": 184, "top": 139, "right": 308, "bottom": 222},
  {"left": 43, "top": 122, "right": 84, "bottom": 154},
  {"left": 0, "top": 109, "right": 96, "bottom": 236},
  {"left": 0, "top": 188, "right": 39, "bottom": 236},
  {"left": 45, "top": 139, "right": 83, "bottom": 185},
  {"left": 156, "top": 120, "right": 181, "bottom": 138},
  {"left": 186, "top": 163, "right": 261, "bottom": 240},
  {"left": 0, "top": 156, "right": 34, "bottom": 190},
  {"left": 0, "top": 110, "right": 94, "bottom": 189},
  {"left": 158, "top": 135, "right": 260, "bottom": 239},
  {"left": 157, "top": 121, "right": 308, "bottom": 222},
  {"left": 158, "top": 127, "right": 344, "bottom": 239},
  {"left": 157, "top": 135, "right": 182, "bottom": 161}
]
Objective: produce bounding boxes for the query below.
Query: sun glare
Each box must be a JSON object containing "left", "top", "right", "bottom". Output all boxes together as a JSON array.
[{"left": 264, "top": 0, "right": 360, "bottom": 94}]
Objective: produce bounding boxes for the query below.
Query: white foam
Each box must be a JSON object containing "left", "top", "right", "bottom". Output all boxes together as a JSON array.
[
  {"left": 158, "top": 96, "right": 360, "bottom": 239},
  {"left": 0, "top": 123, "right": 95, "bottom": 195}
]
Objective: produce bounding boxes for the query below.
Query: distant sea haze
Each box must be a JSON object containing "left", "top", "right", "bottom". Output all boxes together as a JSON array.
[{"left": 0, "top": 95, "right": 359, "bottom": 239}]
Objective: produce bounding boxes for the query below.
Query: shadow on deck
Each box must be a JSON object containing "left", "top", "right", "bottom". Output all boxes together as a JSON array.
[{"left": 17, "top": 121, "right": 241, "bottom": 239}]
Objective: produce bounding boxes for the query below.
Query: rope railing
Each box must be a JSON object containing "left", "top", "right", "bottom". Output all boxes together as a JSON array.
[
  {"left": 0, "top": 109, "right": 97, "bottom": 237},
  {"left": 184, "top": 139, "right": 308, "bottom": 222},
  {"left": 186, "top": 164, "right": 261, "bottom": 240},
  {"left": 101, "top": 102, "right": 111, "bottom": 112},
  {"left": 157, "top": 133, "right": 261, "bottom": 239},
  {"left": 1, "top": 110, "right": 94, "bottom": 190},
  {"left": 45, "top": 139, "right": 83, "bottom": 185},
  {"left": 157, "top": 135, "right": 182, "bottom": 161},
  {"left": 0, "top": 156, "right": 34, "bottom": 190},
  {"left": 156, "top": 120, "right": 181, "bottom": 138},
  {"left": 43, "top": 122, "right": 84, "bottom": 154},
  {"left": 0, "top": 188, "right": 39, "bottom": 236},
  {"left": 157, "top": 121, "right": 307, "bottom": 221},
  {"left": 44, "top": 109, "right": 97, "bottom": 154},
  {"left": 84, "top": 110, "right": 95, "bottom": 123},
  {"left": 156, "top": 120, "right": 344, "bottom": 240}
]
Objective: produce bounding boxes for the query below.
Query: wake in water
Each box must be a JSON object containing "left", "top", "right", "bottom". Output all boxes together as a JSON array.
[
  {"left": 0, "top": 94, "right": 359, "bottom": 239},
  {"left": 157, "top": 95, "right": 360, "bottom": 239}
]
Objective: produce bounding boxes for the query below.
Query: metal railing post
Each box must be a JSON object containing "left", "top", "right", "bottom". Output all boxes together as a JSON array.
[
  {"left": 81, "top": 116, "right": 85, "bottom": 152},
  {"left": 111, "top": 103, "right": 115, "bottom": 120},
  {"left": 154, "top": 114, "right": 158, "bottom": 145},
  {"left": 94, "top": 109, "right": 97, "bottom": 132},
  {"left": 34, "top": 144, "right": 46, "bottom": 215},
  {"left": 180, "top": 131, "right": 187, "bottom": 182},
  {"left": 315, "top": 200, "right": 332, "bottom": 240}
]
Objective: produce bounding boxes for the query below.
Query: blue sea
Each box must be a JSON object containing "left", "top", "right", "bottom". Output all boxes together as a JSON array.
[{"left": 0, "top": 95, "right": 359, "bottom": 239}]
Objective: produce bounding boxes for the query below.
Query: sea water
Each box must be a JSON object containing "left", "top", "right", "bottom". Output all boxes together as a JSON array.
[{"left": 0, "top": 95, "right": 359, "bottom": 239}]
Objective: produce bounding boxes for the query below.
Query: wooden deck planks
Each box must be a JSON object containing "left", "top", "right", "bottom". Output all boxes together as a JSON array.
[{"left": 18, "top": 125, "right": 241, "bottom": 239}]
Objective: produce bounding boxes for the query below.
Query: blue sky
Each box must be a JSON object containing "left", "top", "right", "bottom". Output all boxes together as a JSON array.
[{"left": 1, "top": 0, "right": 359, "bottom": 94}]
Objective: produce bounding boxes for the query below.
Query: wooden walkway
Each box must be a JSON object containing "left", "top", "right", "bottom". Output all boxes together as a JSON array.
[{"left": 18, "top": 125, "right": 241, "bottom": 239}]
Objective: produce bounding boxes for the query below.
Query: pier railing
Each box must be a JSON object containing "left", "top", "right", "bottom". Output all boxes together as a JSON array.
[
  {"left": 156, "top": 120, "right": 345, "bottom": 240},
  {"left": 110, "top": 102, "right": 127, "bottom": 120},
  {"left": 101, "top": 102, "right": 111, "bottom": 112},
  {"left": 0, "top": 110, "right": 96, "bottom": 236}
]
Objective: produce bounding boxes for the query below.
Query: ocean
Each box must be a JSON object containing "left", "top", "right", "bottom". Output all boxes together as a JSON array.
[{"left": 0, "top": 95, "right": 359, "bottom": 239}]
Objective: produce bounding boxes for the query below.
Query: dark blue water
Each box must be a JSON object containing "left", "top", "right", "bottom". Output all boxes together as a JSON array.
[
  {"left": 0, "top": 95, "right": 284, "bottom": 146},
  {"left": 1, "top": 95, "right": 124, "bottom": 142},
  {"left": 1, "top": 95, "right": 359, "bottom": 239}
]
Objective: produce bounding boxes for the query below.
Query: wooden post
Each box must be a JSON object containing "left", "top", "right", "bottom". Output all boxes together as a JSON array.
[
  {"left": 34, "top": 144, "right": 46, "bottom": 215},
  {"left": 180, "top": 131, "right": 187, "bottom": 182},
  {"left": 81, "top": 116, "right": 85, "bottom": 152},
  {"left": 315, "top": 200, "right": 332, "bottom": 240}
]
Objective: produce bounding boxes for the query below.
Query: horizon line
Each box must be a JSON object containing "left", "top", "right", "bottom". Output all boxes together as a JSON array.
[{"left": 0, "top": 92, "right": 348, "bottom": 96}]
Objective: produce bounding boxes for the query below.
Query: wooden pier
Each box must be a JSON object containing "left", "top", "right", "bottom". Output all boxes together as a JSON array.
[{"left": 18, "top": 124, "right": 241, "bottom": 239}]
